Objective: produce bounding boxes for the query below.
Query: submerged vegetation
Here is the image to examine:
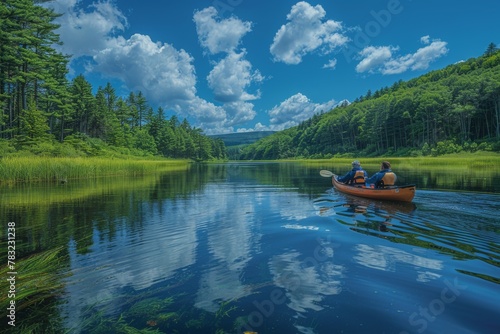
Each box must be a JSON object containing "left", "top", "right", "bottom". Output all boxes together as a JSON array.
[
  {"left": 0, "top": 247, "right": 68, "bottom": 333},
  {"left": 78, "top": 294, "right": 243, "bottom": 334},
  {"left": 0, "top": 160, "right": 498, "bottom": 332},
  {"left": 0, "top": 247, "right": 67, "bottom": 311}
]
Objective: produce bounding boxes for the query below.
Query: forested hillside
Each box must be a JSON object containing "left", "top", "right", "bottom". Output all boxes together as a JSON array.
[
  {"left": 241, "top": 46, "right": 500, "bottom": 159},
  {"left": 210, "top": 131, "right": 276, "bottom": 146},
  {"left": 0, "top": 0, "right": 226, "bottom": 160}
]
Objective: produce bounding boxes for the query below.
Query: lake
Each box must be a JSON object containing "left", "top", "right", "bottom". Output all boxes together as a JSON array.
[{"left": 1, "top": 162, "right": 499, "bottom": 333}]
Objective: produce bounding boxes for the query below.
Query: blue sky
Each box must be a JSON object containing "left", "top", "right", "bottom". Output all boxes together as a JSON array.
[{"left": 45, "top": 0, "right": 499, "bottom": 134}]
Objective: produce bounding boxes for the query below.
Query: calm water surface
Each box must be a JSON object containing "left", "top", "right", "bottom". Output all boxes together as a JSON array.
[{"left": 1, "top": 162, "right": 499, "bottom": 333}]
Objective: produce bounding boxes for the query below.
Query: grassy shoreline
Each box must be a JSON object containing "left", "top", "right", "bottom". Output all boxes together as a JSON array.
[
  {"left": 1, "top": 152, "right": 498, "bottom": 184},
  {"left": 298, "top": 152, "right": 500, "bottom": 170},
  {"left": 0, "top": 156, "right": 190, "bottom": 184}
]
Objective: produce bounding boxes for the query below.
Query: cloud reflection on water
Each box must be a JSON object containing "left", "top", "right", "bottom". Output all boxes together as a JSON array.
[
  {"left": 269, "top": 248, "right": 344, "bottom": 313},
  {"left": 62, "top": 181, "right": 327, "bottom": 329},
  {"left": 353, "top": 244, "right": 443, "bottom": 282}
]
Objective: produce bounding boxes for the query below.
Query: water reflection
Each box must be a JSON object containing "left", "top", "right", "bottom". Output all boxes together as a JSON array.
[
  {"left": 63, "top": 199, "right": 199, "bottom": 327},
  {"left": 340, "top": 195, "right": 417, "bottom": 215},
  {"left": 194, "top": 183, "right": 258, "bottom": 312},
  {"left": 353, "top": 244, "right": 443, "bottom": 281},
  {"left": 59, "top": 176, "right": 333, "bottom": 331},
  {"left": 0, "top": 162, "right": 499, "bottom": 333},
  {"left": 269, "top": 250, "right": 344, "bottom": 313}
]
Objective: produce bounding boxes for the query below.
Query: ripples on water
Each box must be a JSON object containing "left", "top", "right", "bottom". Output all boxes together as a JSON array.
[
  {"left": 64, "top": 181, "right": 499, "bottom": 333},
  {"left": 311, "top": 188, "right": 500, "bottom": 333},
  {"left": 3, "top": 166, "right": 499, "bottom": 333}
]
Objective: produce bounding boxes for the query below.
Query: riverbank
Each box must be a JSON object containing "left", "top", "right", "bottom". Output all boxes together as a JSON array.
[
  {"left": 0, "top": 156, "right": 190, "bottom": 184},
  {"left": 300, "top": 152, "right": 500, "bottom": 170},
  {"left": 2, "top": 152, "right": 498, "bottom": 184}
]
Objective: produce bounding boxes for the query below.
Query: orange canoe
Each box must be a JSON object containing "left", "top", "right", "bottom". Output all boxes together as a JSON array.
[{"left": 332, "top": 176, "right": 416, "bottom": 202}]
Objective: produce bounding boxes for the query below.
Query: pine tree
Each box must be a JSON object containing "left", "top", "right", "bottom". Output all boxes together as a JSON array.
[
  {"left": 126, "top": 92, "right": 138, "bottom": 129},
  {"left": 70, "top": 75, "right": 95, "bottom": 135},
  {"left": 485, "top": 42, "right": 498, "bottom": 57},
  {"left": 42, "top": 52, "right": 72, "bottom": 141},
  {"left": 92, "top": 87, "right": 110, "bottom": 139},
  {"left": 135, "top": 91, "right": 148, "bottom": 129},
  {"left": 16, "top": 98, "right": 52, "bottom": 145},
  {"left": 1, "top": 0, "right": 68, "bottom": 138},
  {"left": 102, "top": 83, "right": 116, "bottom": 115}
]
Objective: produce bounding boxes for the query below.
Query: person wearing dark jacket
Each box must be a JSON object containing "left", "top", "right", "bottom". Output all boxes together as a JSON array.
[
  {"left": 337, "top": 160, "right": 368, "bottom": 185},
  {"left": 366, "top": 161, "right": 397, "bottom": 188}
]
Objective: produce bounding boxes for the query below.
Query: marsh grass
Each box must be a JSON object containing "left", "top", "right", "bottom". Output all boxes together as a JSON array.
[
  {"left": 302, "top": 152, "right": 500, "bottom": 171},
  {"left": 0, "top": 247, "right": 67, "bottom": 313},
  {"left": 0, "top": 156, "right": 190, "bottom": 183},
  {"left": 0, "top": 173, "right": 166, "bottom": 208}
]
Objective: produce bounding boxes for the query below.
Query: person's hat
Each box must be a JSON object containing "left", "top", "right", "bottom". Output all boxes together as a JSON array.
[{"left": 352, "top": 160, "right": 361, "bottom": 167}]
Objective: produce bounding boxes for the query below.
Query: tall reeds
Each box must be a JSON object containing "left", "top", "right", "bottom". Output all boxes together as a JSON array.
[
  {"left": 0, "top": 156, "right": 189, "bottom": 183},
  {"left": 303, "top": 153, "right": 500, "bottom": 171}
]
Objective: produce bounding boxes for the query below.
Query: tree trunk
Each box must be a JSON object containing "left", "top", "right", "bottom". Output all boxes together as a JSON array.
[{"left": 495, "top": 96, "right": 500, "bottom": 138}]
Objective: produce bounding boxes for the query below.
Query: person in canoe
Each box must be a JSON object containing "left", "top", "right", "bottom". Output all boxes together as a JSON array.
[
  {"left": 337, "top": 160, "right": 368, "bottom": 185},
  {"left": 366, "top": 161, "right": 397, "bottom": 188}
]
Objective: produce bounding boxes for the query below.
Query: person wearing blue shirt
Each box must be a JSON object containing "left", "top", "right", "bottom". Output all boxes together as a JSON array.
[
  {"left": 366, "top": 161, "right": 397, "bottom": 188},
  {"left": 337, "top": 160, "right": 368, "bottom": 185}
]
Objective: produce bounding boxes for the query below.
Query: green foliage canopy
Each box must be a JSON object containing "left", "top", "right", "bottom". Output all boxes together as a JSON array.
[
  {"left": 241, "top": 49, "right": 500, "bottom": 159},
  {"left": 0, "top": 0, "right": 226, "bottom": 161}
]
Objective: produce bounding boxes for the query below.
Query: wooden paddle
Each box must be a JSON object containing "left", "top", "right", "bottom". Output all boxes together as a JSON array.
[{"left": 319, "top": 170, "right": 335, "bottom": 178}]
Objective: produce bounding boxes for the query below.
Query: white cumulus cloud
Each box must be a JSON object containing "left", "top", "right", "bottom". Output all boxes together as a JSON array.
[
  {"left": 268, "top": 93, "right": 337, "bottom": 130},
  {"left": 270, "top": 1, "right": 348, "bottom": 65},
  {"left": 46, "top": 1, "right": 264, "bottom": 133},
  {"left": 356, "top": 37, "right": 449, "bottom": 75},
  {"left": 179, "top": 97, "right": 227, "bottom": 124},
  {"left": 193, "top": 7, "right": 263, "bottom": 131},
  {"left": 223, "top": 101, "right": 258, "bottom": 126},
  {"left": 45, "top": 1, "right": 349, "bottom": 134},
  {"left": 193, "top": 6, "right": 252, "bottom": 55},
  {"left": 207, "top": 51, "right": 263, "bottom": 103},
  {"left": 382, "top": 39, "right": 449, "bottom": 74},
  {"left": 92, "top": 34, "right": 197, "bottom": 105},
  {"left": 355, "top": 46, "right": 396, "bottom": 73},
  {"left": 323, "top": 59, "right": 338, "bottom": 69},
  {"left": 45, "top": 0, "right": 127, "bottom": 58},
  {"left": 420, "top": 35, "right": 431, "bottom": 44}
]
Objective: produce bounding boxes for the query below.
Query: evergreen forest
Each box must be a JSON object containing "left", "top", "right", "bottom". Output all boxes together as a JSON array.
[
  {"left": 2, "top": 1, "right": 500, "bottom": 162},
  {"left": 0, "top": 0, "right": 226, "bottom": 160},
  {"left": 240, "top": 45, "right": 500, "bottom": 160}
]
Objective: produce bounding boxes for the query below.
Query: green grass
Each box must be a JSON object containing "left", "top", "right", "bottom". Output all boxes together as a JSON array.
[
  {"left": 301, "top": 152, "right": 500, "bottom": 171},
  {"left": 0, "top": 173, "right": 164, "bottom": 207},
  {"left": 0, "top": 156, "right": 190, "bottom": 183},
  {"left": 392, "top": 152, "right": 500, "bottom": 169},
  {"left": 0, "top": 247, "right": 67, "bottom": 312}
]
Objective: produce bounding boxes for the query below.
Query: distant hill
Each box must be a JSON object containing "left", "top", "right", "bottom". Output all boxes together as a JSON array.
[
  {"left": 210, "top": 131, "right": 276, "bottom": 147},
  {"left": 239, "top": 47, "right": 500, "bottom": 160}
]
